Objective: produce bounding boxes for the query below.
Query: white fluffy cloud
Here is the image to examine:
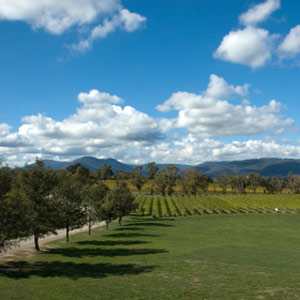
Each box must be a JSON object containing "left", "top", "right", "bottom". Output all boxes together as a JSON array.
[
  {"left": 239, "top": 0, "right": 280, "bottom": 26},
  {"left": 73, "top": 8, "right": 146, "bottom": 51},
  {"left": 0, "top": 0, "right": 120, "bottom": 34},
  {"left": 157, "top": 74, "right": 249, "bottom": 112},
  {"left": 214, "top": 0, "right": 282, "bottom": 68},
  {"left": 214, "top": 26, "right": 273, "bottom": 69},
  {"left": 148, "top": 135, "right": 300, "bottom": 165},
  {"left": 278, "top": 25, "right": 300, "bottom": 57},
  {"left": 157, "top": 74, "right": 293, "bottom": 138},
  {"left": 83, "top": 135, "right": 300, "bottom": 166},
  {"left": 0, "top": 0, "right": 146, "bottom": 50},
  {"left": 0, "top": 90, "right": 162, "bottom": 164},
  {"left": 215, "top": 0, "right": 300, "bottom": 66},
  {"left": 205, "top": 74, "right": 249, "bottom": 99},
  {"left": 0, "top": 76, "right": 298, "bottom": 166}
]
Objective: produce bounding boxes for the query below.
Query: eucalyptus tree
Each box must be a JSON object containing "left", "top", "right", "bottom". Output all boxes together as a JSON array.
[
  {"left": 181, "top": 168, "right": 199, "bottom": 195},
  {"left": 0, "top": 189, "right": 31, "bottom": 252},
  {"left": 261, "top": 177, "right": 285, "bottom": 194},
  {"left": 0, "top": 164, "right": 30, "bottom": 252},
  {"left": 154, "top": 169, "right": 168, "bottom": 196},
  {"left": 21, "top": 159, "right": 58, "bottom": 251},
  {"left": 109, "top": 182, "right": 136, "bottom": 225},
  {"left": 81, "top": 181, "right": 109, "bottom": 235},
  {"left": 247, "top": 173, "right": 261, "bottom": 194},
  {"left": 181, "top": 168, "right": 211, "bottom": 195},
  {"left": 165, "top": 164, "right": 179, "bottom": 195},
  {"left": 146, "top": 162, "right": 159, "bottom": 179},
  {"left": 0, "top": 163, "right": 13, "bottom": 197},
  {"left": 230, "top": 175, "right": 247, "bottom": 194},
  {"left": 98, "top": 193, "right": 117, "bottom": 230},
  {"left": 131, "top": 166, "right": 145, "bottom": 193},
  {"left": 288, "top": 173, "right": 300, "bottom": 194},
  {"left": 54, "top": 170, "right": 86, "bottom": 242},
  {"left": 96, "top": 164, "right": 113, "bottom": 180},
  {"left": 216, "top": 172, "right": 230, "bottom": 194}
]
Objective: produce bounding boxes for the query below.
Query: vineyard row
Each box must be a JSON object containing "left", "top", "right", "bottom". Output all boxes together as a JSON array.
[{"left": 135, "top": 194, "right": 300, "bottom": 217}]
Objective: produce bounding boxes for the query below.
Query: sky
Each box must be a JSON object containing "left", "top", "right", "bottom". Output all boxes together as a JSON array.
[{"left": 1, "top": 0, "right": 300, "bottom": 167}]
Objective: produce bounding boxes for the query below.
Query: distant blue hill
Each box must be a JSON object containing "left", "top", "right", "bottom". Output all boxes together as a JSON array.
[
  {"left": 29, "top": 156, "right": 300, "bottom": 178},
  {"left": 43, "top": 156, "right": 134, "bottom": 173},
  {"left": 195, "top": 158, "right": 300, "bottom": 178}
]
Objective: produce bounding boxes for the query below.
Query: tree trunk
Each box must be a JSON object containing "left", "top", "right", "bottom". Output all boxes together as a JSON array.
[
  {"left": 66, "top": 219, "right": 69, "bottom": 242},
  {"left": 119, "top": 216, "right": 122, "bottom": 226},
  {"left": 106, "top": 219, "right": 109, "bottom": 230},
  {"left": 34, "top": 234, "right": 40, "bottom": 251},
  {"left": 88, "top": 217, "right": 91, "bottom": 236}
]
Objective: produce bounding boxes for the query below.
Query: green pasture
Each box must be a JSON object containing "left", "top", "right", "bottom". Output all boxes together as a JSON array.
[{"left": 2, "top": 213, "right": 300, "bottom": 299}]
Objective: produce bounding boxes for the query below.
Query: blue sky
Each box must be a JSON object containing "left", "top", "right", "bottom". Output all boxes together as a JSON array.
[{"left": 1, "top": 0, "right": 300, "bottom": 166}]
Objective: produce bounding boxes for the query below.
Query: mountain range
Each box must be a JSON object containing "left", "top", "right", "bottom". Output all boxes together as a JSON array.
[{"left": 37, "top": 156, "right": 300, "bottom": 178}]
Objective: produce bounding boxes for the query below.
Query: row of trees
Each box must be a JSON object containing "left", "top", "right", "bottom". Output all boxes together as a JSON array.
[
  {"left": 96, "top": 162, "right": 300, "bottom": 195},
  {"left": 0, "top": 160, "right": 136, "bottom": 253},
  {"left": 131, "top": 165, "right": 211, "bottom": 196},
  {"left": 130, "top": 164, "right": 300, "bottom": 196},
  {"left": 92, "top": 162, "right": 159, "bottom": 180},
  {"left": 216, "top": 172, "right": 300, "bottom": 194}
]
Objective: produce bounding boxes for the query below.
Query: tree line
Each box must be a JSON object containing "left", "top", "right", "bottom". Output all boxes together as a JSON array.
[
  {"left": 129, "top": 163, "right": 300, "bottom": 196},
  {"left": 2, "top": 159, "right": 300, "bottom": 252},
  {"left": 215, "top": 172, "right": 300, "bottom": 194},
  {"left": 0, "top": 160, "right": 135, "bottom": 252}
]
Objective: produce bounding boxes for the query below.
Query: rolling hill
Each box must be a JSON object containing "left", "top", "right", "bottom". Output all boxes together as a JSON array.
[{"left": 32, "top": 156, "right": 300, "bottom": 178}]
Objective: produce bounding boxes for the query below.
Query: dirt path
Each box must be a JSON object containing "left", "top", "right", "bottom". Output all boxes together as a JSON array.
[{"left": 0, "top": 222, "right": 106, "bottom": 261}]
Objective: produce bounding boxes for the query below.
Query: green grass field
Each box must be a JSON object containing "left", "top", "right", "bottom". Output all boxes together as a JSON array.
[{"left": 2, "top": 213, "right": 300, "bottom": 299}]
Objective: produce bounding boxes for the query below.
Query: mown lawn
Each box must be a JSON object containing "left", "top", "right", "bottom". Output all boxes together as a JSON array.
[{"left": 2, "top": 214, "right": 300, "bottom": 299}]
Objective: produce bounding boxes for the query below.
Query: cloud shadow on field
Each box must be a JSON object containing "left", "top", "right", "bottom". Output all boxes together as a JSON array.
[{"left": 0, "top": 261, "right": 154, "bottom": 280}]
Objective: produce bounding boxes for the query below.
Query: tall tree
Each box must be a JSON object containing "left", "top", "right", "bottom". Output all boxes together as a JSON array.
[
  {"left": 131, "top": 166, "right": 145, "bottom": 193},
  {"left": 181, "top": 168, "right": 211, "bottom": 195},
  {"left": 66, "top": 163, "right": 82, "bottom": 174},
  {"left": 0, "top": 189, "right": 31, "bottom": 252},
  {"left": 98, "top": 194, "right": 117, "bottom": 230},
  {"left": 21, "top": 160, "right": 58, "bottom": 251},
  {"left": 154, "top": 169, "right": 168, "bottom": 196},
  {"left": 230, "top": 175, "right": 247, "bottom": 194},
  {"left": 165, "top": 165, "right": 179, "bottom": 195},
  {"left": 81, "top": 182, "right": 109, "bottom": 235},
  {"left": 54, "top": 170, "right": 85, "bottom": 242},
  {"left": 216, "top": 172, "right": 230, "bottom": 194},
  {"left": 288, "top": 173, "right": 300, "bottom": 194},
  {"left": 0, "top": 163, "right": 31, "bottom": 252},
  {"left": 109, "top": 182, "right": 136, "bottom": 225},
  {"left": 247, "top": 173, "right": 261, "bottom": 194},
  {"left": 146, "top": 162, "right": 159, "bottom": 179},
  {"left": 0, "top": 164, "right": 13, "bottom": 197},
  {"left": 97, "top": 164, "right": 113, "bottom": 180},
  {"left": 74, "top": 165, "right": 91, "bottom": 186}
]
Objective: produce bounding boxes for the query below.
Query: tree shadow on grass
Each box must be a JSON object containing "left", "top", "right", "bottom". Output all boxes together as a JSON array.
[
  {"left": 129, "top": 216, "right": 176, "bottom": 222},
  {"left": 0, "top": 261, "right": 154, "bottom": 280},
  {"left": 124, "top": 222, "right": 174, "bottom": 227},
  {"left": 45, "top": 247, "right": 168, "bottom": 258},
  {"left": 104, "top": 233, "right": 159, "bottom": 238},
  {"left": 116, "top": 227, "right": 143, "bottom": 231},
  {"left": 76, "top": 240, "right": 149, "bottom": 246}
]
